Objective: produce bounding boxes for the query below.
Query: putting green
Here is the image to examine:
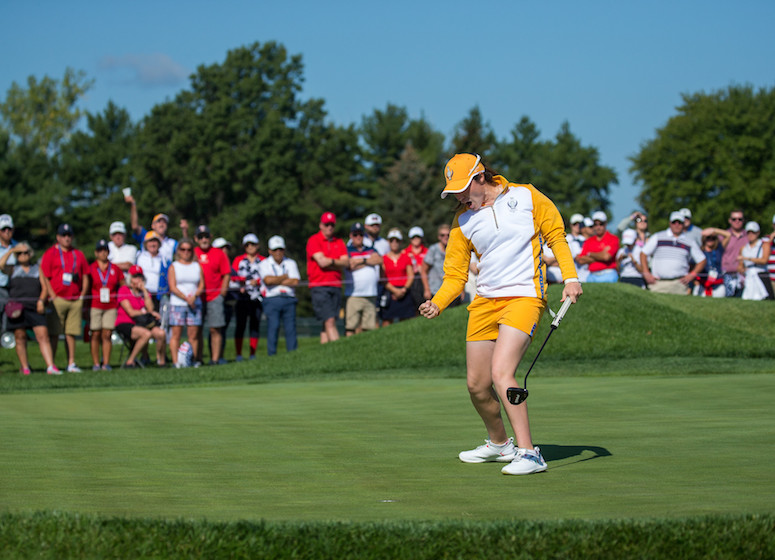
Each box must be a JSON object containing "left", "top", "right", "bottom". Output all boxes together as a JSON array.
[{"left": 1, "top": 374, "right": 773, "bottom": 522}]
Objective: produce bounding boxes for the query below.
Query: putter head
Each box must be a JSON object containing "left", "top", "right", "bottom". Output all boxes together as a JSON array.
[{"left": 507, "top": 387, "right": 528, "bottom": 405}]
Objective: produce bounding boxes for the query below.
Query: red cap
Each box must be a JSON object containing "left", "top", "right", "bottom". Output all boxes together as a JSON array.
[
  {"left": 320, "top": 212, "right": 336, "bottom": 224},
  {"left": 128, "top": 265, "right": 144, "bottom": 277}
]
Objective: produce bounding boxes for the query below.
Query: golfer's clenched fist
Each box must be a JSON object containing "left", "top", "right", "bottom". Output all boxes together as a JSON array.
[{"left": 419, "top": 300, "right": 439, "bottom": 319}]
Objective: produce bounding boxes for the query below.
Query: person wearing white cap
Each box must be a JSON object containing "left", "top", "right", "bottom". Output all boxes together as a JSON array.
[
  {"left": 419, "top": 153, "right": 582, "bottom": 476},
  {"left": 739, "top": 221, "right": 773, "bottom": 300},
  {"left": 577, "top": 211, "right": 620, "bottom": 283},
  {"left": 565, "top": 213, "right": 588, "bottom": 282},
  {"left": 233, "top": 233, "right": 264, "bottom": 360},
  {"left": 679, "top": 208, "right": 702, "bottom": 248},
  {"left": 257, "top": 235, "right": 300, "bottom": 355},
  {"left": 640, "top": 211, "right": 706, "bottom": 295},
  {"left": 363, "top": 213, "right": 390, "bottom": 256},
  {"left": 107, "top": 221, "right": 138, "bottom": 272},
  {"left": 616, "top": 229, "right": 645, "bottom": 288},
  {"left": 0, "top": 214, "right": 18, "bottom": 329},
  {"left": 403, "top": 226, "right": 428, "bottom": 307}
]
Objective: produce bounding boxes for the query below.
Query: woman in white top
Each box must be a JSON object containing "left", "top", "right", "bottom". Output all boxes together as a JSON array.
[
  {"left": 167, "top": 239, "right": 204, "bottom": 365},
  {"left": 738, "top": 221, "right": 773, "bottom": 300}
]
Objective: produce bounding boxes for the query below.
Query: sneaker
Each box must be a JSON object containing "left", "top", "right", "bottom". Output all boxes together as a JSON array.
[
  {"left": 459, "top": 438, "right": 517, "bottom": 463},
  {"left": 193, "top": 361, "right": 202, "bottom": 368},
  {"left": 67, "top": 363, "right": 82, "bottom": 373},
  {"left": 248, "top": 354, "right": 256, "bottom": 360},
  {"left": 21, "top": 367, "right": 32, "bottom": 375},
  {"left": 92, "top": 365, "right": 101, "bottom": 371},
  {"left": 46, "top": 366, "right": 63, "bottom": 375},
  {"left": 216, "top": 358, "right": 228, "bottom": 365},
  {"left": 501, "top": 446, "right": 548, "bottom": 475},
  {"left": 101, "top": 365, "right": 112, "bottom": 371},
  {"left": 235, "top": 355, "right": 244, "bottom": 363}
]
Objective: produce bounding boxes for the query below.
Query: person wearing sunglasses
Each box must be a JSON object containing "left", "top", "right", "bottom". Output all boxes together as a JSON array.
[
  {"left": 0, "top": 242, "right": 60, "bottom": 374},
  {"left": 306, "top": 212, "right": 349, "bottom": 344},
  {"left": 419, "top": 153, "right": 582, "bottom": 476},
  {"left": 640, "top": 211, "right": 706, "bottom": 295},
  {"left": 39, "top": 223, "right": 90, "bottom": 373},
  {"left": 720, "top": 209, "right": 749, "bottom": 297},
  {"left": 421, "top": 224, "right": 455, "bottom": 303},
  {"left": 168, "top": 239, "right": 204, "bottom": 367}
]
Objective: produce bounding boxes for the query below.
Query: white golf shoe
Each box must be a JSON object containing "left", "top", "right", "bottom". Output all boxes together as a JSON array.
[
  {"left": 501, "top": 446, "right": 547, "bottom": 475},
  {"left": 459, "top": 438, "right": 517, "bottom": 463}
]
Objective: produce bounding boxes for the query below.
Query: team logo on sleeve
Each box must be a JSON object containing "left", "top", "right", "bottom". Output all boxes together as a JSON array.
[{"left": 507, "top": 198, "right": 519, "bottom": 212}]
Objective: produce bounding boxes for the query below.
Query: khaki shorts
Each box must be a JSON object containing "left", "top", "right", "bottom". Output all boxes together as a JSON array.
[
  {"left": 90, "top": 307, "right": 118, "bottom": 331},
  {"left": 345, "top": 296, "right": 377, "bottom": 331},
  {"left": 650, "top": 279, "right": 690, "bottom": 296},
  {"left": 48, "top": 297, "right": 84, "bottom": 337},
  {"left": 466, "top": 296, "right": 545, "bottom": 341}
]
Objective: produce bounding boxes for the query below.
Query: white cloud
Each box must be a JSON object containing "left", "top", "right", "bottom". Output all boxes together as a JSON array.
[{"left": 99, "top": 53, "right": 189, "bottom": 87}]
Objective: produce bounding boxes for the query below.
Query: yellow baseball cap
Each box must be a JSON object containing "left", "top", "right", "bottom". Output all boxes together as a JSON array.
[{"left": 441, "top": 153, "right": 484, "bottom": 199}]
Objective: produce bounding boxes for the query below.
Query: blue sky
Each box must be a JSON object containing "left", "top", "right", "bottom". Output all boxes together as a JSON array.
[{"left": 2, "top": 0, "right": 773, "bottom": 225}]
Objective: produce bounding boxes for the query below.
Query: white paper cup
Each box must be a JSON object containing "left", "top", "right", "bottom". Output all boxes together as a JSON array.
[{"left": 122, "top": 187, "right": 132, "bottom": 198}]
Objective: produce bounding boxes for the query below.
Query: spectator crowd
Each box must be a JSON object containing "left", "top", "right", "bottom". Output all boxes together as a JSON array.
[{"left": 2, "top": 198, "right": 774, "bottom": 376}]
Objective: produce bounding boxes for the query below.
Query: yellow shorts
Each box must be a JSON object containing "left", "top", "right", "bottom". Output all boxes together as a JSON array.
[{"left": 466, "top": 296, "right": 546, "bottom": 341}]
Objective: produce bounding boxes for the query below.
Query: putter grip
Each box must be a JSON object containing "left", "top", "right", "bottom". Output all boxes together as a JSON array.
[{"left": 551, "top": 298, "right": 573, "bottom": 328}]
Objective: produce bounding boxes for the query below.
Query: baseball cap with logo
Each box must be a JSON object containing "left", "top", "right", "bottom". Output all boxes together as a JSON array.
[
  {"left": 583, "top": 217, "right": 594, "bottom": 227},
  {"left": 364, "top": 213, "right": 382, "bottom": 226},
  {"left": 679, "top": 208, "right": 692, "bottom": 219},
  {"left": 441, "top": 153, "right": 485, "bottom": 199},
  {"left": 0, "top": 214, "right": 14, "bottom": 229},
  {"left": 128, "top": 264, "right": 144, "bottom": 277},
  {"left": 195, "top": 225, "right": 211, "bottom": 237},
  {"left": 152, "top": 213, "right": 169, "bottom": 224},
  {"left": 212, "top": 237, "right": 231, "bottom": 249},
  {"left": 387, "top": 228, "right": 403, "bottom": 241},
  {"left": 95, "top": 239, "right": 110, "bottom": 251},
  {"left": 57, "top": 223, "right": 74, "bottom": 236},
  {"left": 109, "top": 221, "right": 126, "bottom": 235},
  {"left": 320, "top": 212, "right": 336, "bottom": 224},
  {"left": 268, "top": 235, "right": 285, "bottom": 250},
  {"left": 143, "top": 231, "right": 162, "bottom": 245},
  {"left": 669, "top": 211, "right": 685, "bottom": 223},
  {"left": 569, "top": 213, "right": 584, "bottom": 225},
  {"left": 242, "top": 233, "right": 259, "bottom": 246},
  {"left": 745, "top": 221, "right": 760, "bottom": 233},
  {"left": 621, "top": 229, "right": 637, "bottom": 245},
  {"left": 350, "top": 222, "right": 365, "bottom": 233},
  {"left": 408, "top": 226, "right": 424, "bottom": 239},
  {"left": 591, "top": 211, "right": 608, "bottom": 223}
]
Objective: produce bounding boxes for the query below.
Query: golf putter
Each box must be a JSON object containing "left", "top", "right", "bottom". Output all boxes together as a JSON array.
[{"left": 507, "top": 297, "right": 573, "bottom": 405}]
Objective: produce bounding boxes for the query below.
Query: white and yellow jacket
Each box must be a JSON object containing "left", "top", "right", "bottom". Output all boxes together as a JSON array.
[{"left": 431, "top": 177, "right": 577, "bottom": 312}]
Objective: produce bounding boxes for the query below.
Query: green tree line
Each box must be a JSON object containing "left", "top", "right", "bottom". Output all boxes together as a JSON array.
[{"left": 0, "top": 41, "right": 617, "bottom": 260}]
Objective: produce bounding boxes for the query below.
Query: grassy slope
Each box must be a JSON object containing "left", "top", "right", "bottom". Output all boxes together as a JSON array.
[{"left": 1, "top": 283, "right": 774, "bottom": 393}]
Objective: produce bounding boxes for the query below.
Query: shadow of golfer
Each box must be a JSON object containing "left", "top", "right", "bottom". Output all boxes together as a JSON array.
[{"left": 538, "top": 444, "right": 612, "bottom": 468}]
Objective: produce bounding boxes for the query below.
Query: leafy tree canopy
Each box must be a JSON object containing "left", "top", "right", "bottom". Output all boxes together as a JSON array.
[{"left": 630, "top": 84, "right": 775, "bottom": 229}]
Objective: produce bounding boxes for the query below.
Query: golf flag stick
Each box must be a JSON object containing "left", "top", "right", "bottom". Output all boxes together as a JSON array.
[{"left": 507, "top": 297, "right": 573, "bottom": 405}]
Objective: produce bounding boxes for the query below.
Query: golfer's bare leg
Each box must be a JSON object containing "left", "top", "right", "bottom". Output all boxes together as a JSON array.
[
  {"left": 491, "top": 325, "right": 534, "bottom": 449},
  {"left": 466, "top": 340, "right": 509, "bottom": 444}
]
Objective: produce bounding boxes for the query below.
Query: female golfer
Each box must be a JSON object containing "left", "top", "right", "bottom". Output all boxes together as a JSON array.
[{"left": 419, "top": 153, "right": 582, "bottom": 475}]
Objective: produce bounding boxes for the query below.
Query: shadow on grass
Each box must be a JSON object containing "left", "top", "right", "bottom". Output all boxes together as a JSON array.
[{"left": 540, "top": 444, "right": 612, "bottom": 467}]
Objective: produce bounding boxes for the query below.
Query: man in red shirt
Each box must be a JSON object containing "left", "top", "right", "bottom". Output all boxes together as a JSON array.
[
  {"left": 577, "top": 211, "right": 620, "bottom": 283},
  {"left": 194, "top": 225, "right": 231, "bottom": 364},
  {"left": 306, "top": 212, "right": 349, "bottom": 344},
  {"left": 89, "top": 239, "right": 125, "bottom": 370},
  {"left": 40, "top": 223, "right": 90, "bottom": 372}
]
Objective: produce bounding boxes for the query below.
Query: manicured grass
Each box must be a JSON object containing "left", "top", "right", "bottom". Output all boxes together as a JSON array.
[
  {"left": 1, "top": 284, "right": 773, "bottom": 557},
  {"left": 2, "top": 374, "right": 773, "bottom": 522}
]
